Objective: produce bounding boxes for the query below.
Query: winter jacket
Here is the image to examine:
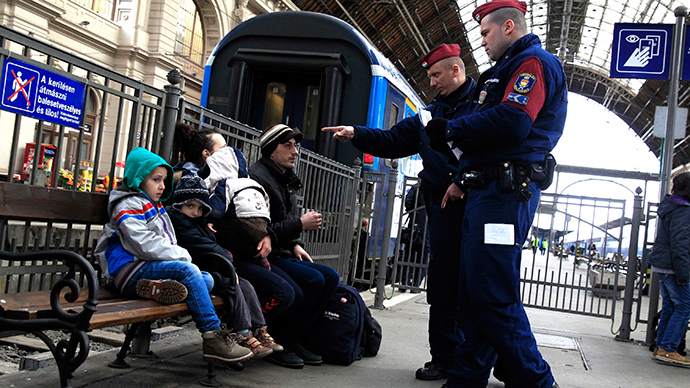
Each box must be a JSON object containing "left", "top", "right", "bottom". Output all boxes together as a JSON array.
[
  {"left": 248, "top": 157, "right": 304, "bottom": 258},
  {"left": 352, "top": 78, "right": 476, "bottom": 197},
  {"left": 649, "top": 194, "right": 690, "bottom": 284},
  {"left": 94, "top": 147, "right": 191, "bottom": 291},
  {"left": 443, "top": 33, "right": 568, "bottom": 173},
  {"left": 203, "top": 146, "right": 271, "bottom": 221}
]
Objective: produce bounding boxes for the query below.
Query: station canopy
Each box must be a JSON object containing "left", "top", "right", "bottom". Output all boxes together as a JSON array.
[{"left": 295, "top": 0, "right": 690, "bottom": 168}]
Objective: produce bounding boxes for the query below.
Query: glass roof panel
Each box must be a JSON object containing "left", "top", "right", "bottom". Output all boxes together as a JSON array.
[{"left": 456, "top": 0, "right": 685, "bottom": 94}]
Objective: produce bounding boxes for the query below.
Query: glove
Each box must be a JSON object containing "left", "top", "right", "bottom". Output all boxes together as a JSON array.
[{"left": 424, "top": 118, "right": 451, "bottom": 153}]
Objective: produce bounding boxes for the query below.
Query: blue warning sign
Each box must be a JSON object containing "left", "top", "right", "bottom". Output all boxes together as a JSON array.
[
  {"left": 1, "top": 58, "right": 85, "bottom": 127},
  {"left": 611, "top": 23, "right": 673, "bottom": 80}
]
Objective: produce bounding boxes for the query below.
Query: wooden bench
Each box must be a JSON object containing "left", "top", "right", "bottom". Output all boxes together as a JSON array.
[{"left": 0, "top": 181, "right": 226, "bottom": 387}]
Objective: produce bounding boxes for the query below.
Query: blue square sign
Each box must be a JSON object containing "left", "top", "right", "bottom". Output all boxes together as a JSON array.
[
  {"left": 1, "top": 58, "right": 85, "bottom": 127},
  {"left": 611, "top": 23, "right": 673, "bottom": 80}
]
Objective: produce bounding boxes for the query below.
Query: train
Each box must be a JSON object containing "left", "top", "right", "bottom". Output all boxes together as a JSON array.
[
  {"left": 200, "top": 11, "right": 424, "bottom": 172},
  {"left": 200, "top": 11, "right": 426, "bottom": 274}
]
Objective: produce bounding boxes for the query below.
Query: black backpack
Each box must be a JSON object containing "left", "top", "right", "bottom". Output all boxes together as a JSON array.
[{"left": 304, "top": 283, "right": 382, "bottom": 365}]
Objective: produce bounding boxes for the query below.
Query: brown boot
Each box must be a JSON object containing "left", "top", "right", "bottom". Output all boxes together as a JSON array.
[
  {"left": 202, "top": 326, "right": 253, "bottom": 363},
  {"left": 237, "top": 331, "right": 273, "bottom": 359},
  {"left": 254, "top": 326, "right": 283, "bottom": 352},
  {"left": 136, "top": 279, "right": 187, "bottom": 304},
  {"left": 655, "top": 348, "right": 690, "bottom": 366}
]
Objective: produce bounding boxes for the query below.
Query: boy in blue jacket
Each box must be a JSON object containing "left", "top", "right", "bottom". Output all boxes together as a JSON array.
[{"left": 94, "top": 147, "right": 252, "bottom": 364}]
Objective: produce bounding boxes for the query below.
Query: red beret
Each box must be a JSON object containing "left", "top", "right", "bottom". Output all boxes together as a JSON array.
[
  {"left": 472, "top": 0, "right": 528, "bottom": 23},
  {"left": 420, "top": 44, "right": 461, "bottom": 68}
]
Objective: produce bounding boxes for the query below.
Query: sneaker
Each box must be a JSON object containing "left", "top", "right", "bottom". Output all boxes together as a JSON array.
[
  {"left": 202, "top": 326, "right": 253, "bottom": 363},
  {"left": 655, "top": 348, "right": 690, "bottom": 366},
  {"left": 136, "top": 279, "right": 188, "bottom": 304},
  {"left": 237, "top": 331, "right": 273, "bottom": 359},
  {"left": 415, "top": 360, "right": 448, "bottom": 380},
  {"left": 254, "top": 326, "right": 284, "bottom": 352},
  {"left": 290, "top": 342, "right": 322, "bottom": 366},
  {"left": 265, "top": 349, "right": 304, "bottom": 369}
]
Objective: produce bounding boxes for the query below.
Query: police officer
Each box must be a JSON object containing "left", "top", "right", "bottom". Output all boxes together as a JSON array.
[
  {"left": 322, "top": 44, "right": 475, "bottom": 381},
  {"left": 424, "top": 1, "right": 567, "bottom": 387}
]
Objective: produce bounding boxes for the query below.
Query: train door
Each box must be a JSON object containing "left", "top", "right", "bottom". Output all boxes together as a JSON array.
[{"left": 250, "top": 71, "right": 321, "bottom": 152}]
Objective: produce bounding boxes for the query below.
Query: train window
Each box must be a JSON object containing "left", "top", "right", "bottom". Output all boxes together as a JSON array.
[
  {"left": 175, "top": 0, "right": 204, "bottom": 65},
  {"left": 387, "top": 103, "right": 399, "bottom": 130},
  {"left": 302, "top": 85, "right": 320, "bottom": 141},
  {"left": 262, "top": 82, "right": 286, "bottom": 130}
]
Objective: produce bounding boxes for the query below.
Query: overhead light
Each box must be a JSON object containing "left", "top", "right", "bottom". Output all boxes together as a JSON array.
[{"left": 79, "top": 21, "right": 90, "bottom": 27}]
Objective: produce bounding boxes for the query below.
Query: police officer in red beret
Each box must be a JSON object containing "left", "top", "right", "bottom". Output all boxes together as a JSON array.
[
  {"left": 424, "top": 1, "right": 566, "bottom": 387},
  {"left": 322, "top": 44, "right": 475, "bottom": 381}
]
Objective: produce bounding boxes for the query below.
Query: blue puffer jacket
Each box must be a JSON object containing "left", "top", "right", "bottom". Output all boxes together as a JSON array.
[{"left": 649, "top": 194, "right": 690, "bottom": 284}]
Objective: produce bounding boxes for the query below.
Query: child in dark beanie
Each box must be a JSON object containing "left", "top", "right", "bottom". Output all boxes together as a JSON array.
[{"left": 168, "top": 172, "right": 282, "bottom": 358}]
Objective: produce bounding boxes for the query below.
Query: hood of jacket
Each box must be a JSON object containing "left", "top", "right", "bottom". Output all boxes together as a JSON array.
[
  {"left": 658, "top": 194, "right": 690, "bottom": 219},
  {"left": 122, "top": 147, "right": 174, "bottom": 202}
]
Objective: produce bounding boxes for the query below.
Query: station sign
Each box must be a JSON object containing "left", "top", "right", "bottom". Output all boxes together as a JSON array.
[
  {"left": 611, "top": 23, "right": 673, "bottom": 79},
  {"left": 1, "top": 58, "right": 86, "bottom": 128}
]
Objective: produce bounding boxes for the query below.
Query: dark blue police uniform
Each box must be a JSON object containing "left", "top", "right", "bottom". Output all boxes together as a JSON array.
[
  {"left": 440, "top": 33, "right": 567, "bottom": 387},
  {"left": 351, "top": 77, "right": 476, "bottom": 373}
]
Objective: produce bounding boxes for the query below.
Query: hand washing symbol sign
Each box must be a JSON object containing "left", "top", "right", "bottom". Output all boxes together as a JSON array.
[
  {"left": 614, "top": 27, "right": 669, "bottom": 77},
  {"left": 623, "top": 34, "right": 661, "bottom": 68}
]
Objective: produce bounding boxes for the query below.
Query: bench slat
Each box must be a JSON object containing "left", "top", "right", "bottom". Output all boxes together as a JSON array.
[
  {"left": 1, "top": 286, "right": 118, "bottom": 312},
  {"left": 88, "top": 296, "right": 224, "bottom": 330}
]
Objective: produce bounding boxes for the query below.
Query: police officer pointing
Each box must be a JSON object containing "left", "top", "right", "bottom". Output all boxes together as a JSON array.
[
  {"left": 424, "top": 1, "right": 567, "bottom": 387},
  {"left": 322, "top": 44, "right": 475, "bottom": 381}
]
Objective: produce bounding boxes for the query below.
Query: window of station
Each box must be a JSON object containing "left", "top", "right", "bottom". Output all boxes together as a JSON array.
[
  {"left": 175, "top": 0, "right": 204, "bottom": 65},
  {"left": 262, "top": 82, "right": 286, "bottom": 130},
  {"left": 73, "top": 0, "right": 115, "bottom": 19},
  {"left": 302, "top": 85, "right": 320, "bottom": 141}
]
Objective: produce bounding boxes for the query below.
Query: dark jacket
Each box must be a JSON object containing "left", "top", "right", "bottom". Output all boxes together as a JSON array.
[
  {"left": 167, "top": 207, "right": 230, "bottom": 260},
  {"left": 352, "top": 78, "right": 476, "bottom": 197},
  {"left": 649, "top": 194, "right": 690, "bottom": 284},
  {"left": 444, "top": 33, "right": 568, "bottom": 173},
  {"left": 248, "top": 157, "right": 303, "bottom": 258}
]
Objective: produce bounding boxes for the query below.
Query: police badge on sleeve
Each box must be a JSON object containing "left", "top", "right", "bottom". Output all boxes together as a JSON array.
[{"left": 513, "top": 73, "right": 536, "bottom": 94}]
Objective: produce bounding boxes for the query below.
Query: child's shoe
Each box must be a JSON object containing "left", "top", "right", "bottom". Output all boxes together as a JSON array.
[
  {"left": 255, "top": 257, "right": 271, "bottom": 270},
  {"left": 254, "top": 326, "right": 283, "bottom": 352},
  {"left": 202, "top": 326, "right": 253, "bottom": 363},
  {"left": 237, "top": 331, "right": 273, "bottom": 358},
  {"left": 136, "top": 279, "right": 188, "bottom": 304}
]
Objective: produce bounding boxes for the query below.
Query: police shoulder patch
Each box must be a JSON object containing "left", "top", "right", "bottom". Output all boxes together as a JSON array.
[
  {"left": 507, "top": 92, "right": 529, "bottom": 105},
  {"left": 513, "top": 73, "right": 537, "bottom": 94}
]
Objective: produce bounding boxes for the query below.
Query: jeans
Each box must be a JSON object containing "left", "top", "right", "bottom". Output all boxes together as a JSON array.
[
  {"left": 233, "top": 260, "right": 300, "bottom": 334},
  {"left": 657, "top": 273, "right": 690, "bottom": 352},
  {"left": 269, "top": 256, "right": 339, "bottom": 342},
  {"left": 121, "top": 260, "right": 220, "bottom": 333}
]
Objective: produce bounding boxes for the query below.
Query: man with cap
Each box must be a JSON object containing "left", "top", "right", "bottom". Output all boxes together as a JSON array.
[
  {"left": 424, "top": 1, "right": 566, "bottom": 387},
  {"left": 322, "top": 44, "right": 476, "bottom": 381},
  {"left": 249, "top": 124, "right": 340, "bottom": 367}
]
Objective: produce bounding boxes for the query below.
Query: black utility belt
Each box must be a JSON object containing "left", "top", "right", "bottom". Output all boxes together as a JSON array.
[{"left": 460, "top": 155, "right": 556, "bottom": 203}]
